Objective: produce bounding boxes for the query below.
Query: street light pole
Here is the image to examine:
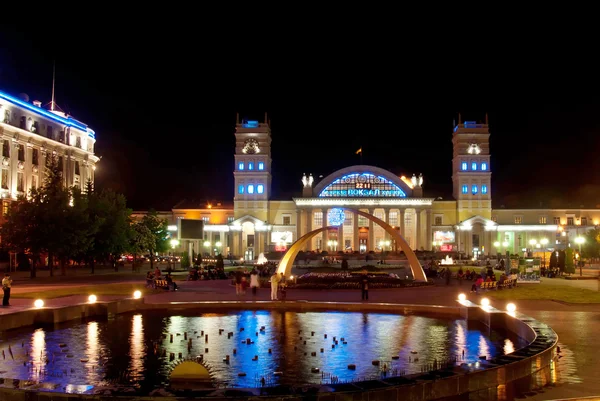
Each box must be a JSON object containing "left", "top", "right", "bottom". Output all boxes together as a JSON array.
[{"left": 575, "top": 236, "right": 585, "bottom": 276}]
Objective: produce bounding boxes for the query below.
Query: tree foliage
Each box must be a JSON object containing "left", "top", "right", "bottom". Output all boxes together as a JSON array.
[
  {"left": 138, "top": 209, "right": 169, "bottom": 270},
  {"left": 583, "top": 228, "right": 600, "bottom": 258},
  {"left": 564, "top": 248, "right": 575, "bottom": 274}
]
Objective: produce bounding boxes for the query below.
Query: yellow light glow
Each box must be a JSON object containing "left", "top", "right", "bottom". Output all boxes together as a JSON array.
[
  {"left": 506, "top": 303, "right": 516, "bottom": 313},
  {"left": 493, "top": 241, "right": 500, "bottom": 247},
  {"left": 207, "top": 204, "right": 212, "bottom": 209},
  {"left": 458, "top": 293, "right": 466, "bottom": 302},
  {"left": 400, "top": 175, "right": 415, "bottom": 189},
  {"left": 88, "top": 294, "right": 97, "bottom": 303},
  {"left": 34, "top": 299, "right": 44, "bottom": 308},
  {"left": 170, "top": 239, "right": 180, "bottom": 248},
  {"left": 480, "top": 298, "right": 490, "bottom": 307},
  {"left": 133, "top": 290, "right": 142, "bottom": 299},
  {"left": 215, "top": 241, "right": 222, "bottom": 247},
  {"left": 204, "top": 241, "right": 211, "bottom": 247}
]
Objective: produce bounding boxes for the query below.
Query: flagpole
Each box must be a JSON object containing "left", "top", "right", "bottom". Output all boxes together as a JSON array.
[{"left": 360, "top": 146, "right": 363, "bottom": 164}]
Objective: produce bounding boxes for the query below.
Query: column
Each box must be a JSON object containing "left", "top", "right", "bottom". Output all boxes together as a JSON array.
[
  {"left": 238, "top": 230, "right": 243, "bottom": 259},
  {"left": 353, "top": 211, "right": 359, "bottom": 252},
  {"left": 385, "top": 208, "right": 391, "bottom": 243},
  {"left": 368, "top": 208, "right": 374, "bottom": 251},
  {"left": 426, "top": 209, "right": 432, "bottom": 251},
  {"left": 400, "top": 209, "right": 405, "bottom": 239},
  {"left": 337, "top": 211, "right": 344, "bottom": 251},
  {"left": 322, "top": 209, "right": 328, "bottom": 252},
  {"left": 415, "top": 209, "right": 421, "bottom": 250},
  {"left": 305, "top": 209, "right": 312, "bottom": 251},
  {"left": 296, "top": 209, "right": 302, "bottom": 241}
]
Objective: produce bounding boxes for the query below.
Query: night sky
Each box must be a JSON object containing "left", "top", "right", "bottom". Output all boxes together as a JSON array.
[{"left": 2, "top": 25, "right": 600, "bottom": 211}]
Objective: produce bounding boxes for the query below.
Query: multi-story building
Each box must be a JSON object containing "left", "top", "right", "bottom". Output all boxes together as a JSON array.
[
  {"left": 143, "top": 114, "right": 600, "bottom": 261},
  {"left": 0, "top": 89, "right": 99, "bottom": 216}
]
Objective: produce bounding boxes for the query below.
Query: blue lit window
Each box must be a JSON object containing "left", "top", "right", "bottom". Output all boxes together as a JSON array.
[
  {"left": 238, "top": 162, "right": 244, "bottom": 170},
  {"left": 248, "top": 184, "right": 254, "bottom": 194},
  {"left": 238, "top": 184, "right": 244, "bottom": 194},
  {"left": 258, "top": 162, "right": 264, "bottom": 170},
  {"left": 462, "top": 185, "right": 468, "bottom": 194},
  {"left": 248, "top": 162, "right": 254, "bottom": 170},
  {"left": 482, "top": 185, "right": 488, "bottom": 194},
  {"left": 461, "top": 162, "right": 467, "bottom": 171},
  {"left": 471, "top": 162, "right": 477, "bottom": 170},
  {"left": 257, "top": 184, "right": 264, "bottom": 194},
  {"left": 481, "top": 162, "right": 487, "bottom": 171},
  {"left": 472, "top": 185, "right": 478, "bottom": 194}
]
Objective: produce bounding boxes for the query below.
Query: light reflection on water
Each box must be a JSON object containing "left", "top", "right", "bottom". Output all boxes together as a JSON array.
[{"left": 0, "top": 310, "right": 525, "bottom": 392}]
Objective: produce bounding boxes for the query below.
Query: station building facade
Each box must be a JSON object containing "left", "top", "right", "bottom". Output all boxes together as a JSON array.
[{"left": 154, "top": 117, "right": 600, "bottom": 260}]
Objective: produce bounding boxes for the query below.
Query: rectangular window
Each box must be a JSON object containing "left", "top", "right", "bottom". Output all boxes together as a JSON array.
[
  {"left": 58, "top": 156, "right": 63, "bottom": 171},
  {"left": 2, "top": 201, "right": 8, "bottom": 216},
  {"left": 202, "top": 216, "right": 209, "bottom": 223},
  {"left": 258, "top": 162, "right": 264, "bottom": 170},
  {"left": 32, "top": 148, "right": 38, "bottom": 165},
  {"left": 461, "top": 185, "right": 468, "bottom": 194},
  {"left": 492, "top": 215, "right": 497, "bottom": 222},
  {"left": 2, "top": 141, "right": 9, "bottom": 157},
  {"left": 1, "top": 169, "right": 7, "bottom": 189},
  {"left": 471, "top": 162, "right": 477, "bottom": 170},
  {"left": 514, "top": 216, "right": 522, "bottom": 224},
  {"left": 16, "top": 172, "right": 23, "bottom": 192},
  {"left": 358, "top": 215, "right": 368, "bottom": 227},
  {"left": 581, "top": 217, "right": 587, "bottom": 226},
  {"left": 481, "top": 162, "right": 488, "bottom": 171},
  {"left": 388, "top": 211, "right": 398, "bottom": 226},
  {"left": 247, "top": 184, "right": 254, "bottom": 194},
  {"left": 257, "top": 184, "right": 264, "bottom": 193},
  {"left": 461, "top": 162, "right": 467, "bottom": 171},
  {"left": 344, "top": 212, "right": 352, "bottom": 225},
  {"left": 471, "top": 184, "right": 478, "bottom": 194},
  {"left": 238, "top": 162, "right": 244, "bottom": 170},
  {"left": 313, "top": 212, "right": 323, "bottom": 227},
  {"left": 18, "top": 145, "right": 25, "bottom": 162},
  {"left": 238, "top": 184, "right": 244, "bottom": 194},
  {"left": 283, "top": 215, "right": 291, "bottom": 225},
  {"left": 31, "top": 175, "right": 37, "bottom": 190},
  {"left": 75, "top": 136, "right": 81, "bottom": 148},
  {"left": 47, "top": 125, "right": 53, "bottom": 140},
  {"left": 247, "top": 234, "right": 255, "bottom": 247},
  {"left": 227, "top": 216, "right": 234, "bottom": 223},
  {"left": 553, "top": 217, "right": 560, "bottom": 224},
  {"left": 567, "top": 217, "right": 574, "bottom": 225},
  {"left": 248, "top": 162, "right": 254, "bottom": 170},
  {"left": 481, "top": 185, "right": 488, "bottom": 194},
  {"left": 539, "top": 216, "right": 547, "bottom": 224},
  {"left": 434, "top": 216, "right": 443, "bottom": 225},
  {"left": 59, "top": 131, "right": 65, "bottom": 143},
  {"left": 75, "top": 161, "right": 80, "bottom": 175}
]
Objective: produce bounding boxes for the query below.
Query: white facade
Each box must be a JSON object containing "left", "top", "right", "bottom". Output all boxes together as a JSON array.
[{"left": 0, "top": 90, "right": 99, "bottom": 211}]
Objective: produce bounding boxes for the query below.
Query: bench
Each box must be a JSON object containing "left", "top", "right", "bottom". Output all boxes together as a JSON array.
[
  {"left": 497, "top": 278, "right": 516, "bottom": 289},
  {"left": 154, "top": 279, "right": 173, "bottom": 290},
  {"left": 480, "top": 281, "right": 497, "bottom": 291}
]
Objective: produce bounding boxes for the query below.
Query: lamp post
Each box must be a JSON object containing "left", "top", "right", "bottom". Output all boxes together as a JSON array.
[
  {"left": 529, "top": 239, "right": 537, "bottom": 258},
  {"left": 540, "top": 238, "right": 549, "bottom": 268},
  {"left": 203, "top": 240, "right": 211, "bottom": 257},
  {"left": 215, "top": 241, "right": 222, "bottom": 256},
  {"left": 170, "top": 239, "right": 180, "bottom": 270},
  {"left": 575, "top": 236, "right": 585, "bottom": 276}
]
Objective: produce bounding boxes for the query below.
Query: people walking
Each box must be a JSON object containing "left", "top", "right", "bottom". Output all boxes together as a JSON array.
[
  {"left": 2, "top": 273, "right": 12, "bottom": 306},
  {"left": 270, "top": 272, "right": 280, "bottom": 300},
  {"left": 250, "top": 269, "right": 260, "bottom": 296}
]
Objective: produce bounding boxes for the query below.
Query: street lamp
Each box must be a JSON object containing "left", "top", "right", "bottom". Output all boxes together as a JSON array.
[
  {"left": 215, "top": 241, "right": 222, "bottom": 256},
  {"left": 170, "top": 239, "right": 180, "bottom": 270},
  {"left": 540, "top": 238, "right": 549, "bottom": 268},
  {"left": 575, "top": 236, "right": 585, "bottom": 276},
  {"left": 529, "top": 239, "right": 537, "bottom": 257},
  {"left": 327, "top": 240, "right": 337, "bottom": 252}
]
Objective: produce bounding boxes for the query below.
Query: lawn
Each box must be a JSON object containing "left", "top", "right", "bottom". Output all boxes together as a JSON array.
[
  {"left": 12, "top": 283, "right": 161, "bottom": 299},
  {"left": 488, "top": 283, "right": 600, "bottom": 303}
]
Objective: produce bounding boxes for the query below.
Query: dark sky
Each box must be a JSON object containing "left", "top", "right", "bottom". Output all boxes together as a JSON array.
[{"left": 1, "top": 25, "right": 600, "bottom": 211}]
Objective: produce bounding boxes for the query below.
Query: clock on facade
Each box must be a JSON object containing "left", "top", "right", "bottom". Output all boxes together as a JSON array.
[
  {"left": 467, "top": 143, "right": 481, "bottom": 154},
  {"left": 242, "top": 138, "right": 260, "bottom": 154}
]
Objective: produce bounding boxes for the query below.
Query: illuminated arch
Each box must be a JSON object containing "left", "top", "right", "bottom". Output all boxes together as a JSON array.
[
  {"left": 277, "top": 209, "right": 427, "bottom": 282},
  {"left": 169, "top": 360, "right": 213, "bottom": 389},
  {"left": 313, "top": 165, "right": 413, "bottom": 198}
]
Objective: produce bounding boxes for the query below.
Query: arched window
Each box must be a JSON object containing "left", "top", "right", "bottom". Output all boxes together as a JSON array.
[
  {"left": 257, "top": 184, "right": 264, "bottom": 194},
  {"left": 318, "top": 173, "right": 406, "bottom": 198},
  {"left": 248, "top": 184, "right": 254, "bottom": 194}
]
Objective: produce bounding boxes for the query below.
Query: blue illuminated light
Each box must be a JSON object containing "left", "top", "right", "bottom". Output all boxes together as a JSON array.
[
  {"left": 318, "top": 173, "right": 407, "bottom": 198},
  {"left": 238, "top": 184, "right": 244, "bottom": 194},
  {"left": 482, "top": 185, "right": 488, "bottom": 194},
  {"left": 0, "top": 90, "right": 95, "bottom": 138},
  {"left": 472, "top": 185, "right": 478, "bottom": 194},
  {"left": 248, "top": 184, "right": 254, "bottom": 194},
  {"left": 471, "top": 162, "right": 477, "bottom": 171},
  {"left": 461, "top": 162, "right": 467, "bottom": 171},
  {"left": 248, "top": 162, "right": 254, "bottom": 170},
  {"left": 258, "top": 162, "right": 264, "bottom": 170},
  {"left": 481, "top": 162, "right": 487, "bottom": 171},
  {"left": 257, "top": 184, "right": 264, "bottom": 194},
  {"left": 238, "top": 162, "right": 244, "bottom": 170},
  {"left": 327, "top": 208, "right": 346, "bottom": 226},
  {"left": 462, "top": 185, "right": 468, "bottom": 194},
  {"left": 242, "top": 120, "right": 259, "bottom": 128}
]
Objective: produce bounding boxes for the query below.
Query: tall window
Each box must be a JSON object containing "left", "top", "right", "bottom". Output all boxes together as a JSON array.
[
  {"left": 18, "top": 144, "right": 24, "bottom": 162},
  {"left": 75, "top": 161, "right": 80, "bottom": 175},
  {"left": 461, "top": 162, "right": 467, "bottom": 171},
  {"left": 238, "top": 184, "right": 244, "bottom": 194},
  {"left": 2, "top": 141, "right": 9, "bottom": 157},
  {"left": 248, "top": 162, "right": 254, "bottom": 170},
  {"left": 238, "top": 162, "right": 244, "bottom": 170},
  {"left": 461, "top": 185, "right": 468, "bottom": 194},
  {"left": 471, "top": 162, "right": 477, "bottom": 170},
  {"left": 539, "top": 216, "right": 547, "bottom": 224},
  {"left": 282, "top": 215, "right": 291, "bottom": 225},
  {"left": 481, "top": 184, "right": 488, "bottom": 194},
  {"left": 32, "top": 148, "right": 38, "bottom": 165},
  {"left": 481, "top": 162, "right": 488, "bottom": 171},
  {"left": 389, "top": 211, "right": 398, "bottom": 226},
  {"left": 344, "top": 212, "right": 352, "bottom": 225},
  {"left": 358, "top": 215, "right": 368, "bottom": 226},
  {"left": 514, "top": 216, "right": 522, "bottom": 224},
  {"left": 434, "top": 216, "right": 443, "bottom": 225},
  {"left": 247, "top": 184, "right": 254, "bottom": 194},
  {"left": 16, "top": 172, "right": 23, "bottom": 192},
  {"left": 313, "top": 212, "right": 323, "bottom": 227},
  {"left": 76, "top": 136, "right": 81, "bottom": 148},
  {"left": 47, "top": 125, "right": 53, "bottom": 140},
  {"left": 258, "top": 162, "right": 264, "bottom": 170},
  {"left": 567, "top": 217, "right": 574, "bottom": 225},
  {"left": 471, "top": 184, "right": 478, "bottom": 194},
  {"left": 581, "top": 217, "right": 588, "bottom": 226},
  {"left": 227, "top": 216, "right": 234, "bottom": 223},
  {"left": 31, "top": 175, "right": 37, "bottom": 190},
  {"left": 1, "top": 169, "right": 7, "bottom": 189},
  {"left": 553, "top": 217, "right": 560, "bottom": 224},
  {"left": 58, "top": 156, "right": 64, "bottom": 171},
  {"left": 202, "top": 216, "right": 209, "bottom": 223},
  {"left": 257, "top": 184, "right": 264, "bottom": 194}
]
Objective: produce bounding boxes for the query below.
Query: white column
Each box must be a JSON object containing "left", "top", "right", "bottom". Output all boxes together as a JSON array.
[
  {"left": 426, "top": 209, "right": 432, "bottom": 251},
  {"left": 400, "top": 209, "right": 406, "bottom": 239},
  {"left": 353, "top": 212, "right": 359, "bottom": 252},
  {"left": 368, "top": 208, "right": 374, "bottom": 251},
  {"left": 415, "top": 209, "right": 422, "bottom": 250}
]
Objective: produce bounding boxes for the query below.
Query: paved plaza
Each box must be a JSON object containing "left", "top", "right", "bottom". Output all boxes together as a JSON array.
[{"left": 1, "top": 268, "right": 600, "bottom": 400}]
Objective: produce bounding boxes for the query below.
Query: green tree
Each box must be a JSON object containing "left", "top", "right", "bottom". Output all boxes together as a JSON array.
[
  {"left": 140, "top": 209, "right": 169, "bottom": 270},
  {"left": 583, "top": 228, "right": 600, "bottom": 259},
  {"left": 129, "top": 221, "right": 154, "bottom": 270},
  {"left": 0, "top": 196, "right": 39, "bottom": 277},
  {"left": 181, "top": 252, "right": 190, "bottom": 269},
  {"left": 564, "top": 248, "right": 575, "bottom": 274}
]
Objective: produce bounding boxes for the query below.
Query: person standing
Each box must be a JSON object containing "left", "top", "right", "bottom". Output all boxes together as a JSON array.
[
  {"left": 360, "top": 270, "right": 369, "bottom": 301},
  {"left": 250, "top": 269, "right": 260, "bottom": 296},
  {"left": 234, "top": 267, "right": 244, "bottom": 295},
  {"left": 2, "top": 273, "right": 12, "bottom": 306},
  {"left": 270, "top": 272, "right": 280, "bottom": 300}
]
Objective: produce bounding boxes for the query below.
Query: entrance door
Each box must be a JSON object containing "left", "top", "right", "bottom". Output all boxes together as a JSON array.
[{"left": 245, "top": 248, "right": 254, "bottom": 262}]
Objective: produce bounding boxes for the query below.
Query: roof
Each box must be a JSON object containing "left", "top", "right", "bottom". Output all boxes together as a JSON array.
[{"left": 172, "top": 199, "right": 233, "bottom": 210}]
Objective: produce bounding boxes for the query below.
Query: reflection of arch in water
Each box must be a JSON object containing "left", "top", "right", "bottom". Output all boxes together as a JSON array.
[
  {"left": 277, "top": 208, "right": 428, "bottom": 282},
  {"left": 169, "top": 360, "right": 214, "bottom": 390}
]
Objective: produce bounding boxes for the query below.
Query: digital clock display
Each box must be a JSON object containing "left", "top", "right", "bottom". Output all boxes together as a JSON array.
[{"left": 355, "top": 182, "right": 372, "bottom": 189}]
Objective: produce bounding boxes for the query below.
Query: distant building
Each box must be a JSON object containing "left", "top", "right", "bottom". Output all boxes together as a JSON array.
[
  {"left": 148, "top": 115, "right": 600, "bottom": 261},
  {"left": 0, "top": 89, "right": 99, "bottom": 217}
]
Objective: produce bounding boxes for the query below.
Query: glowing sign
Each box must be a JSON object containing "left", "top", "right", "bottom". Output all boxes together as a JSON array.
[
  {"left": 434, "top": 231, "right": 455, "bottom": 243},
  {"left": 440, "top": 244, "right": 454, "bottom": 252},
  {"left": 242, "top": 120, "right": 259, "bottom": 128},
  {"left": 327, "top": 208, "right": 346, "bottom": 226},
  {"left": 319, "top": 173, "right": 407, "bottom": 198},
  {"left": 271, "top": 231, "right": 294, "bottom": 244}
]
